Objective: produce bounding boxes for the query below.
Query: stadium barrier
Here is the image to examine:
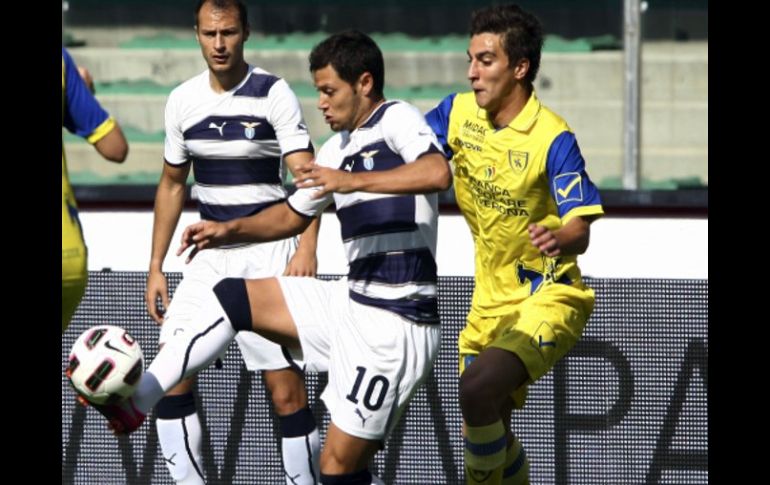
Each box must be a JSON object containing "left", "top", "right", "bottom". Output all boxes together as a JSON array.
[{"left": 62, "top": 271, "right": 707, "bottom": 484}]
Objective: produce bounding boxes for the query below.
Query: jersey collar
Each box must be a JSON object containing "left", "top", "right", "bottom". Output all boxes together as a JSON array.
[{"left": 508, "top": 90, "right": 542, "bottom": 133}]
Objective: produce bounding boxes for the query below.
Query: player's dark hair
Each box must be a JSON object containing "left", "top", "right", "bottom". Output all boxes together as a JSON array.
[
  {"left": 309, "top": 30, "right": 384, "bottom": 99},
  {"left": 470, "top": 4, "right": 544, "bottom": 87},
  {"left": 195, "top": 0, "right": 248, "bottom": 31}
]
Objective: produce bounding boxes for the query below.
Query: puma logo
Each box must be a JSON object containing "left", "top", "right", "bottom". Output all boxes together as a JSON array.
[
  {"left": 355, "top": 408, "right": 372, "bottom": 426},
  {"left": 208, "top": 121, "right": 227, "bottom": 136},
  {"left": 284, "top": 470, "right": 301, "bottom": 484}
]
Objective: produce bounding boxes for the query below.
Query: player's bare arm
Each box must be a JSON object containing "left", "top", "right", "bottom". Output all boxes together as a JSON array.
[
  {"left": 528, "top": 215, "right": 593, "bottom": 257},
  {"left": 178, "top": 202, "right": 313, "bottom": 262},
  {"left": 283, "top": 150, "right": 320, "bottom": 276},
  {"left": 93, "top": 123, "right": 129, "bottom": 163},
  {"left": 294, "top": 151, "right": 451, "bottom": 197},
  {"left": 146, "top": 162, "right": 191, "bottom": 323}
]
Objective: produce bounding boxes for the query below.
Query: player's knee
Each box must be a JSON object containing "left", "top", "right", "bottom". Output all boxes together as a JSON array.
[
  {"left": 266, "top": 372, "right": 306, "bottom": 413},
  {"left": 212, "top": 278, "right": 252, "bottom": 331},
  {"left": 270, "top": 386, "right": 303, "bottom": 414},
  {"left": 459, "top": 368, "right": 497, "bottom": 412}
]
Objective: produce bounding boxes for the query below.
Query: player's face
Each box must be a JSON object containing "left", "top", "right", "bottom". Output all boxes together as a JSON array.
[
  {"left": 313, "top": 64, "right": 364, "bottom": 133},
  {"left": 467, "top": 33, "right": 518, "bottom": 115},
  {"left": 195, "top": 3, "right": 249, "bottom": 75}
]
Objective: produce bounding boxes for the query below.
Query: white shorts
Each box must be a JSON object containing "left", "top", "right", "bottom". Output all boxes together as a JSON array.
[
  {"left": 161, "top": 239, "right": 301, "bottom": 371},
  {"left": 277, "top": 276, "right": 440, "bottom": 441}
]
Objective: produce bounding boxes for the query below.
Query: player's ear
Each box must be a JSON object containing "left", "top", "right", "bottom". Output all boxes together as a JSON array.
[
  {"left": 243, "top": 24, "right": 250, "bottom": 42},
  {"left": 511, "top": 58, "right": 530, "bottom": 81},
  {"left": 358, "top": 72, "right": 374, "bottom": 97}
]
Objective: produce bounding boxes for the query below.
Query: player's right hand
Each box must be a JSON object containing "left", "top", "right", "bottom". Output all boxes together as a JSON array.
[
  {"left": 145, "top": 270, "right": 169, "bottom": 324},
  {"left": 177, "top": 220, "right": 228, "bottom": 263},
  {"left": 293, "top": 163, "right": 356, "bottom": 198}
]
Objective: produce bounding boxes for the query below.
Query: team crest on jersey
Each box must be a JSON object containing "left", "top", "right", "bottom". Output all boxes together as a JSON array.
[
  {"left": 484, "top": 165, "right": 495, "bottom": 179},
  {"left": 508, "top": 150, "right": 529, "bottom": 174},
  {"left": 240, "top": 121, "right": 261, "bottom": 139},
  {"left": 361, "top": 150, "right": 378, "bottom": 170}
]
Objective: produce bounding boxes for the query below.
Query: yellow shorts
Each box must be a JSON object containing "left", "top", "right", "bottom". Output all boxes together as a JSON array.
[
  {"left": 458, "top": 283, "right": 595, "bottom": 408},
  {"left": 62, "top": 200, "right": 87, "bottom": 332}
]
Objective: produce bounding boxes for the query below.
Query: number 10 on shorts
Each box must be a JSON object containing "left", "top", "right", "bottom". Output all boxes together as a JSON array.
[{"left": 346, "top": 366, "right": 390, "bottom": 411}]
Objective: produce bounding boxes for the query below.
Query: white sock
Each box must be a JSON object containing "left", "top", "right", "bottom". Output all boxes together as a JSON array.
[
  {"left": 279, "top": 407, "right": 320, "bottom": 485},
  {"left": 157, "top": 413, "right": 205, "bottom": 484},
  {"left": 282, "top": 428, "right": 321, "bottom": 484}
]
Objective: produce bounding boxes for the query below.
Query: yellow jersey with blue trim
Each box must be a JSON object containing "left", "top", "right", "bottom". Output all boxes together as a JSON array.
[{"left": 426, "top": 91, "right": 604, "bottom": 316}]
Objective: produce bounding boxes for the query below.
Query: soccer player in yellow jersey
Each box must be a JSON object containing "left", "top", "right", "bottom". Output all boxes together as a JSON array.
[
  {"left": 426, "top": 5, "right": 604, "bottom": 484},
  {"left": 62, "top": 47, "right": 128, "bottom": 331}
]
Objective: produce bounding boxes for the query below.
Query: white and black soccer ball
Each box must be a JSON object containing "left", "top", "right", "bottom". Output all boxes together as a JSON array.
[{"left": 66, "top": 325, "right": 144, "bottom": 405}]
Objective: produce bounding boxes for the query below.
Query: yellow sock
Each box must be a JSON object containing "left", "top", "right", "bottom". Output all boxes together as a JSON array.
[
  {"left": 465, "top": 420, "right": 506, "bottom": 484},
  {"left": 501, "top": 436, "right": 530, "bottom": 485}
]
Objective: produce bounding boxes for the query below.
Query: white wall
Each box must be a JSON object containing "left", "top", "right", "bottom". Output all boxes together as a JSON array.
[{"left": 80, "top": 211, "right": 707, "bottom": 279}]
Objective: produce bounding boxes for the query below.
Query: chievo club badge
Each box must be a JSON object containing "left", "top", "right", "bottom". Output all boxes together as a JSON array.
[
  {"left": 361, "top": 150, "right": 378, "bottom": 170},
  {"left": 508, "top": 150, "right": 529, "bottom": 174},
  {"left": 241, "top": 121, "right": 260, "bottom": 140}
]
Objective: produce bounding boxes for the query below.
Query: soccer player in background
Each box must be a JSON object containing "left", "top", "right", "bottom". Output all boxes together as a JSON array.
[
  {"left": 425, "top": 5, "right": 604, "bottom": 484},
  {"left": 90, "top": 30, "right": 451, "bottom": 485},
  {"left": 142, "top": 1, "right": 321, "bottom": 483},
  {"left": 62, "top": 47, "right": 128, "bottom": 332}
]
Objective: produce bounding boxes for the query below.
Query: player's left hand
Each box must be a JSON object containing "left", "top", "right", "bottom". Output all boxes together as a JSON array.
[
  {"left": 283, "top": 247, "right": 317, "bottom": 277},
  {"left": 528, "top": 223, "right": 561, "bottom": 257},
  {"left": 293, "top": 162, "right": 356, "bottom": 198},
  {"left": 177, "top": 220, "right": 228, "bottom": 263}
]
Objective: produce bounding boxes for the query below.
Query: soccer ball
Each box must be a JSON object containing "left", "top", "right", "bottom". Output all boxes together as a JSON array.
[{"left": 66, "top": 325, "right": 144, "bottom": 405}]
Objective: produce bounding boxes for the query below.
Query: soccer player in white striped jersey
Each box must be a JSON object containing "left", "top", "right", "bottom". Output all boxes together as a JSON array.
[
  {"left": 142, "top": 1, "right": 321, "bottom": 484},
  {"left": 92, "top": 30, "right": 452, "bottom": 485}
]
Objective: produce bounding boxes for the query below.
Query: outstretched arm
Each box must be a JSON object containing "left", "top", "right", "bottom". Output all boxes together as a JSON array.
[
  {"left": 177, "top": 202, "right": 313, "bottom": 263},
  {"left": 293, "top": 151, "right": 451, "bottom": 197}
]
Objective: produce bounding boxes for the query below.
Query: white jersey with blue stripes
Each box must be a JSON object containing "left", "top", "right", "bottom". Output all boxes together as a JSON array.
[
  {"left": 164, "top": 66, "right": 312, "bottom": 222},
  {"left": 287, "top": 100, "right": 443, "bottom": 324}
]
